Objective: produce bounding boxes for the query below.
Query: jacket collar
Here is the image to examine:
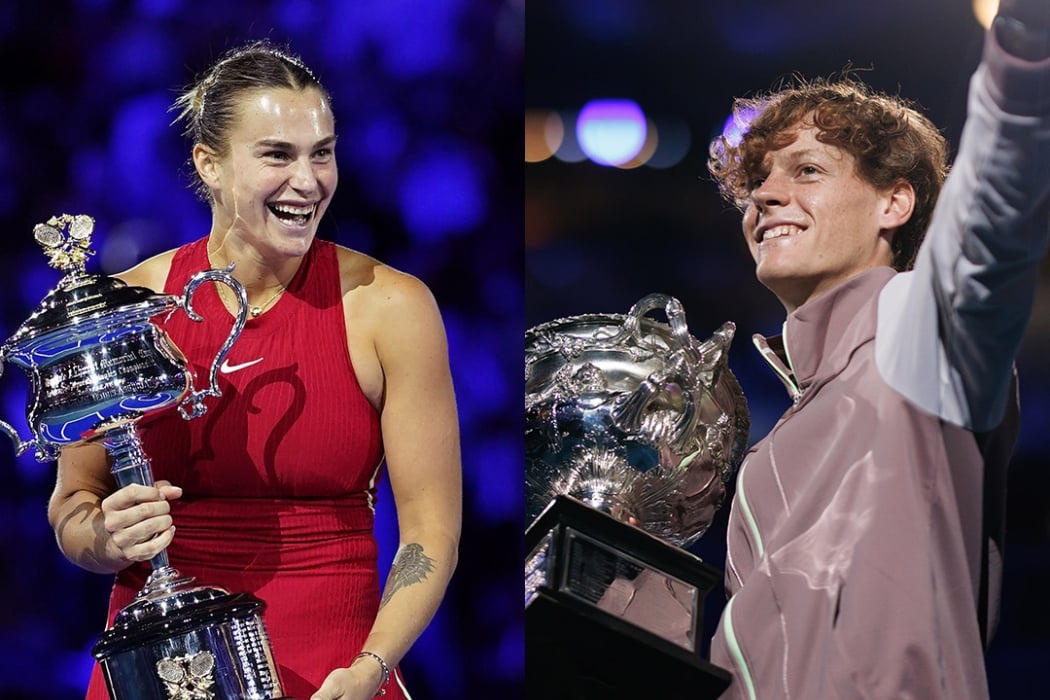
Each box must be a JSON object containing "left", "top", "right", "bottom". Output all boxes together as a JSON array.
[{"left": 754, "top": 267, "right": 896, "bottom": 402}]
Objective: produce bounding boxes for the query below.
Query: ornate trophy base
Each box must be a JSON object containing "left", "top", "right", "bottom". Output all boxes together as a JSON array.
[
  {"left": 90, "top": 425, "right": 287, "bottom": 699},
  {"left": 92, "top": 566, "right": 289, "bottom": 700},
  {"left": 526, "top": 496, "right": 731, "bottom": 699}
]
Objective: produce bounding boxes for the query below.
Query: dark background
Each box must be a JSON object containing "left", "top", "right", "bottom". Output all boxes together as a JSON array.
[
  {"left": 0, "top": 0, "right": 523, "bottom": 697},
  {"left": 527, "top": 0, "right": 1050, "bottom": 697}
]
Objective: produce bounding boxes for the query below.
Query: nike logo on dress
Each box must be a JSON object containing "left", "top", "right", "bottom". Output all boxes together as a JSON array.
[{"left": 220, "top": 358, "right": 264, "bottom": 374}]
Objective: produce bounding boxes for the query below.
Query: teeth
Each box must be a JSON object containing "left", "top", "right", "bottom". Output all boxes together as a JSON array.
[
  {"left": 272, "top": 203, "right": 314, "bottom": 216},
  {"left": 761, "top": 225, "right": 798, "bottom": 242}
]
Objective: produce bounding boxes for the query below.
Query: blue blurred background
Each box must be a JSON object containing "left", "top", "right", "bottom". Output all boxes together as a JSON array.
[
  {"left": 0, "top": 0, "right": 523, "bottom": 697},
  {"left": 528, "top": 0, "right": 1050, "bottom": 696}
]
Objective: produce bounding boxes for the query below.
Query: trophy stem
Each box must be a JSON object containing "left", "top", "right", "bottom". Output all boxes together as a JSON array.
[{"left": 103, "top": 423, "right": 170, "bottom": 571}]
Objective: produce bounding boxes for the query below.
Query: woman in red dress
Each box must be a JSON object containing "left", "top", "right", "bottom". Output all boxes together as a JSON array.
[{"left": 47, "top": 40, "right": 461, "bottom": 700}]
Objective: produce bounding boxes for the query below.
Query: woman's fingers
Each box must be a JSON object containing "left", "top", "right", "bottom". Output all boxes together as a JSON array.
[{"left": 100, "top": 484, "right": 179, "bottom": 561}]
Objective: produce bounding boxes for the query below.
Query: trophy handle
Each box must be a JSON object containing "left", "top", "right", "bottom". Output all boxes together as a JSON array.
[
  {"left": 622, "top": 292, "right": 691, "bottom": 346},
  {"left": 0, "top": 361, "right": 56, "bottom": 462},
  {"left": 176, "top": 264, "right": 249, "bottom": 419},
  {"left": 612, "top": 293, "right": 704, "bottom": 453},
  {"left": 0, "top": 417, "right": 36, "bottom": 458}
]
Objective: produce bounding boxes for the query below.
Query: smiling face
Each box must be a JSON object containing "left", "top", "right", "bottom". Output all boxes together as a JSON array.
[
  {"left": 741, "top": 123, "right": 912, "bottom": 312},
  {"left": 195, "top": 86, "right": 338, "bottom": 261}
]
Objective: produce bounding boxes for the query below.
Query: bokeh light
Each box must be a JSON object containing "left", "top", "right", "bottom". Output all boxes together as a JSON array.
[
  {"left": 616, "top": 117, "right": 658, "bottom": 169},
  {"left": 524, "top": 109, "right": 565, "bottom": 162},
  {"left": 974, "top": 0, "right": 1000, "bottom": 29},
  {"left": 645, "top": 117, "right": 692, "bottom": 169},
  {"left": 526, "top": 108, "right": 692, "bottom": 169},
  {"left": 720, "top": 107, "right": 759, "bottom": 149},
  {"left": 576, "top": 98, "right": 647, "bottom": 166},
  {"left": 553, "top": 109, "right": 588, "bottom": 163},
  {"left": 398, "top": 140, "right": 487, "bottom": 241}
]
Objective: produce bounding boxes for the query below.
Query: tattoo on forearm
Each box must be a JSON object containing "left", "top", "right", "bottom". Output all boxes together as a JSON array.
[
  {"left": 379, "top": 543, "right": 435, "bottom": 610},
  {"left": 56, "top": 501, "right": 111, "bottom": 569}
]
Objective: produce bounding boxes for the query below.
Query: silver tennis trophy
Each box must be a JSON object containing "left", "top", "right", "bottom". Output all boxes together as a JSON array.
[
  {"left": 525, "top": 293, "right": 749, "bottom": 698},
  {"left": 0, "top": 214, "right": 286, "bottom": 699}
]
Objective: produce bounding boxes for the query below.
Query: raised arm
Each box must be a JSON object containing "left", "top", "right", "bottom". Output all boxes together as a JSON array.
[
  {"left": 314, "top": 269, "right": 462, "bottom": 699},
  {"left": 876, "top": 1, "right": 1050, "bottom": 431}
]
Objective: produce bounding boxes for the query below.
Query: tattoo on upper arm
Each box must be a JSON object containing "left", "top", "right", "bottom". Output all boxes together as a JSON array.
[{"left": 379, "top": 543, "right": 435, "bottom": 610}]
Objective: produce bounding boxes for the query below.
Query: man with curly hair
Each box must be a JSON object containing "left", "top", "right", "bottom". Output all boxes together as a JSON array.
[{"left": 706, "top": 1, "right": 1050, "bottom": 697}]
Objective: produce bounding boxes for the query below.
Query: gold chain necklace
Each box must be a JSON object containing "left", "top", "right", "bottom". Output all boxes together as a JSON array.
[
  {"left": 218, "top": 282, "right": 287, "bottom": 317},
  {"left": 248, "top": 285, "right": 287, "bottom": 317}
]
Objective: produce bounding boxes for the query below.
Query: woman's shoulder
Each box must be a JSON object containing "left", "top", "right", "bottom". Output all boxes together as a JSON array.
[
  {"left": 332, "top": 245, "right": 443, "bottom": 351},
  {"left": 333, "top": 244, "right": 435, "bottom": 308}
]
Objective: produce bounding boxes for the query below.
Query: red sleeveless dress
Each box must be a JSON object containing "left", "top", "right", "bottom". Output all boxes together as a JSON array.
[{"left": 85, "top": 238, "right": 409, "bottom": 699}]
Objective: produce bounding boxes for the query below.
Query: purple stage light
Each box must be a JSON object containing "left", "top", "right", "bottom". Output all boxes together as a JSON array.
[
  {"left": 576, "top": 98, "right": 647, "bottom": 166},
  {"left": 720, "top": 106, "right": 758, "bottom": 148}
]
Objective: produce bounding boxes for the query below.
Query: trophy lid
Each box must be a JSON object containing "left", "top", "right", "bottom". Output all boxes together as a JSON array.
[
  {"left": 5, "top": 275, "right": 163, "bottom": 345},
  {"left": 2, "top": 215, "right": 173, "bottom": 355}
]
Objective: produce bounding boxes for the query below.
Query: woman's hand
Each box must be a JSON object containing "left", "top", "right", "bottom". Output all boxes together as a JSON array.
[
  {"left": 310, "top": 655, "right": 387, "bottom": 699},
  {"left": 100, "top": 480, "right": 183, "bottom": 563}
]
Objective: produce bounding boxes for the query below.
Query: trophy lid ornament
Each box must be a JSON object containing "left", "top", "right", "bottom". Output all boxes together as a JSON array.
[
  {"left": 34, "top": 212, "right": 96, "bottom": 276},
  {"left": 6, "top": 215, "right": 162, "bottom": 355}
]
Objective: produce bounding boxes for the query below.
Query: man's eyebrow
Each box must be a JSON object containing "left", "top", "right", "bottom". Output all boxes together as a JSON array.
[
  {"left": 758, "top": 146, "right": 833, "bottom": 171},
  {"left": 781, "top": 147, "right": 827, "bottom": 161}
]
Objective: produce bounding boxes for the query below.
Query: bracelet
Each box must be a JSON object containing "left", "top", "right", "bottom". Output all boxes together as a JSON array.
[{"left": 353, "top": 651, "right": 391, "bottom": 697}]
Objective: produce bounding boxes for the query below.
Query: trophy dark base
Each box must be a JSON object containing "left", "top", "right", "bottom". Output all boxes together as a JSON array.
[
  {"left": 526, "top": 496, "right": 731, "bottom": 699},
  {"left": 527, "top": 589, "right": 730, "bottom": 699}
]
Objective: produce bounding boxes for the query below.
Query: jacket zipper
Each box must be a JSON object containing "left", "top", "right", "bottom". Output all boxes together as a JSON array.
[{"left": 752, "top": 325, "right": 803, "bottom": 404}]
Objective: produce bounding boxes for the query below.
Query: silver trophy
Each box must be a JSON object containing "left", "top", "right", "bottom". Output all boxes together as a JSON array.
[
  {"left": 0, "top": 214, "right": 286, "bottom": 699},
  {"left": 525, "top": 293, "right": 749, "bottom": 698}
]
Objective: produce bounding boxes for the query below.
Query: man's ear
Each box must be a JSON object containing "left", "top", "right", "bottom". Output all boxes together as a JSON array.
[
  {"left": 880, "top": 179, "right": 916, "bottom": 232},
  {"left": 192, "top": 144, "right": 221, "bottom": 190}
]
